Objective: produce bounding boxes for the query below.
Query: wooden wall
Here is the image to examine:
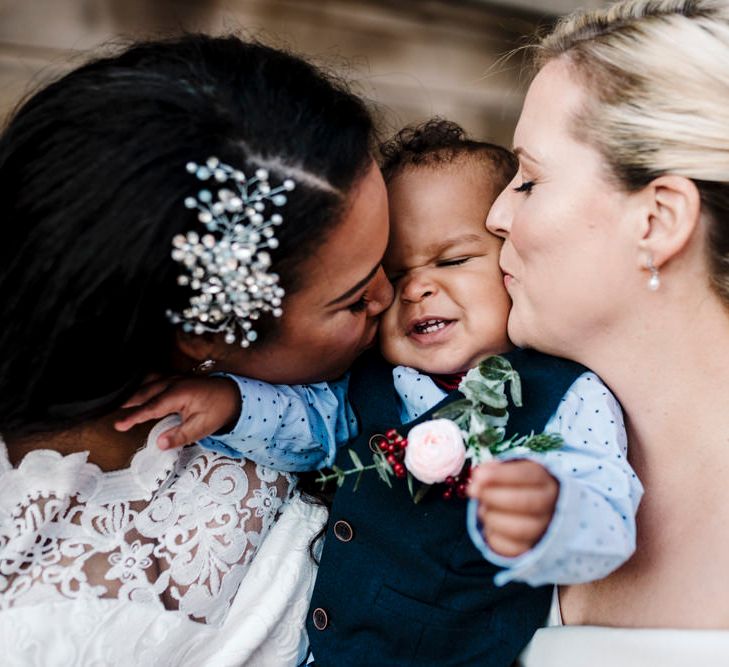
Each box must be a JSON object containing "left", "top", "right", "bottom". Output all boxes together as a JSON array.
[{"left": 0, "top": 0, "right": 568, "bottom": 144}]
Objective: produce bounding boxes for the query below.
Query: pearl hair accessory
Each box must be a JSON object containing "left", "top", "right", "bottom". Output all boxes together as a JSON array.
[{"left": 167, "top": 157, "right": 295, "bottom": 347}]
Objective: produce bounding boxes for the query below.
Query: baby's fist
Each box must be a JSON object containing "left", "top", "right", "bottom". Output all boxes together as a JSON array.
[{"left": 467, "top": 459, "right": 558, "bottom": 558}]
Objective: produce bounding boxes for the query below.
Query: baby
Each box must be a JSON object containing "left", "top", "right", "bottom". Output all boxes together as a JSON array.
[{"left": 117, "top": 119, "right": 642, "bottom": 665}]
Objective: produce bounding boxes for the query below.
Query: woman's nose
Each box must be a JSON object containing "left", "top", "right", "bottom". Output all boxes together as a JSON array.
[
  {"left": 400, "top": 271, "right": 436, "bottom": 304},
  {"left": 367, "top": 266, "right": 394, "bottom": 317},
  {"left": 486, "top": 185, "right": 512, "bottom": 239}
]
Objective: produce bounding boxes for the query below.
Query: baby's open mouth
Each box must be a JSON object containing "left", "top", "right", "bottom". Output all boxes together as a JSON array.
[{"left": 409, "top": 318, "right": 454, "bottom": 335}]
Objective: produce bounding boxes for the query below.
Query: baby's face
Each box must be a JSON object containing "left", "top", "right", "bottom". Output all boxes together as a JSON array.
[{"left": 380, "top": 162, "right": 512, "bottom": 374}]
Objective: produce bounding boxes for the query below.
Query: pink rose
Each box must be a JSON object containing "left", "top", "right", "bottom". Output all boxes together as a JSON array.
[{"left": 404, "top": 418, "right": 466, "bottom": 485}]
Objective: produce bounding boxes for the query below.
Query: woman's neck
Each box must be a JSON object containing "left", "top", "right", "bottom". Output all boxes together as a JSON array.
[
  {"left": 580, "top": 288, "right": 729, "bottom": 463},
  {"left": 5, "top": 410, "right": 153, "bottom": 472}
]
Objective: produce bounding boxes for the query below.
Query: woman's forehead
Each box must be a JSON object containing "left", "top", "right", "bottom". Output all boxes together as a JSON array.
[{"left": 296, "top": 164, "right": 389, "bottom": 307}]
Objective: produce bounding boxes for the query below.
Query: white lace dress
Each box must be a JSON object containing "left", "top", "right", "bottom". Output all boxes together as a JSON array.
[{"left": 0, "top": 415, "right": 327, "bottom": 666}]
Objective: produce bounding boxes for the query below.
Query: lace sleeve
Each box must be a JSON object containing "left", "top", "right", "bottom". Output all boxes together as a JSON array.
[{"left": 0, "top": 432, "right": 297, "bottom": 628}]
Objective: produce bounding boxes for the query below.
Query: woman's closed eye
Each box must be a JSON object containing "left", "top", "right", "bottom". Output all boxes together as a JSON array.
[
  {"left": 347, "top": 293, "right": 370, "bottom": 313},
  {"left": 513, "top": 180, "right": 535, "bottom": 195}
]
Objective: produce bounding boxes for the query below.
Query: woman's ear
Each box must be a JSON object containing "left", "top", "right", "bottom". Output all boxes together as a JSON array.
[
  {"left": 174, "top": 330, "right": 223, "bottom": 365},
  {"left": 637, "top": 175, "right": 701, "bottom": 269}
]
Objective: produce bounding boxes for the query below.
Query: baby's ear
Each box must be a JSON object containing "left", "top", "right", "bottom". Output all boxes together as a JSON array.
[{"left": 637, "top": 175, "right": 701, "bottom": 269}]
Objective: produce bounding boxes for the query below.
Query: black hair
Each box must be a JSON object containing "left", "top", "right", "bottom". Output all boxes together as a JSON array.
[
  {"left": 379, "top": 117, "right": 517, "bottom": 192},
  {"left": 0, "top": 34, "right": 375, "bottom": 437}
]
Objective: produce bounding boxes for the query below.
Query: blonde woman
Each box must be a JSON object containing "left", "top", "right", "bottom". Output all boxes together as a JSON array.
[{"left": 483, "top": 0, "right": 729, "bottom": 664}]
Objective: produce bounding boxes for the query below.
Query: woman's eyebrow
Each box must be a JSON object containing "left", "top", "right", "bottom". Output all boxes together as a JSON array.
[
  {"left": 513, "top": 146, "right": 540, "bottom": 164},
  {"left": 326, "top": 262, "right": 381, "bottom": 307}
]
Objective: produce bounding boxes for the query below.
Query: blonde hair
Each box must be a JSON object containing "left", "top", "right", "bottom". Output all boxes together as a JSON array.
[{"left": 536, "top": 0, "right": 729, "bottom": 300}]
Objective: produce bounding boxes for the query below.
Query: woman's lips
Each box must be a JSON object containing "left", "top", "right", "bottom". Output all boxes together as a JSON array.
[{"left": 500, "top": 263, "right": 514, "bottom": 289}]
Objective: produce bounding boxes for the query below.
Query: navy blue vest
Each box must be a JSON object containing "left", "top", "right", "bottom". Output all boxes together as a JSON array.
[{"left": 307, "top": 349, "right": 584, "bottom": 667}]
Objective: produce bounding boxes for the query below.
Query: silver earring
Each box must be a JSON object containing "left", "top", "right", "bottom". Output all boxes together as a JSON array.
[
  {"left": 647, "top": 257, "right": 660, "bottom": 291},
  {"left": 194, "top": 359, "right": 216, "bottom": 374}
]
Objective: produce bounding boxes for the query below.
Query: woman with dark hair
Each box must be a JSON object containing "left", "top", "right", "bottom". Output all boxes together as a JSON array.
[{"left": 0, "top": 34, "right": 391, "bottom": 664}]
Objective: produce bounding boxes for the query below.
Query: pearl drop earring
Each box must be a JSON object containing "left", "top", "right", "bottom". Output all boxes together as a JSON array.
[{"left": 646, "top": 257, "right": 660, "bottom": 291}]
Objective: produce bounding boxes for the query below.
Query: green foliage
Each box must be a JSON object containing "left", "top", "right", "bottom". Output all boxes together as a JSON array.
[
  {"left": 316, "top": 447, "right": 393, "bottom": 491},
  {"left": 317, "top": 355, "right": 565, "bottom": 498},
  {"left": 435, "top": 355, "right": 563, "bottom": 464}
]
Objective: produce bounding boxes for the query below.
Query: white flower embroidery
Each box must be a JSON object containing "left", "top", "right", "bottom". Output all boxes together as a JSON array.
[
  {"left": 246, "top": 485, "right": 281, "bottom": 519},
  {"left": 106, "top": 540, "right": 154, "bottom": 582}
]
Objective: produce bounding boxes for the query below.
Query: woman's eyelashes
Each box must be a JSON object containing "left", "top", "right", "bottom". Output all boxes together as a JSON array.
[
  {"left": 347, "top": 293, "right": 370, "bottom": 313},
  {"left": 513, "top": 180, "right": 535, "bottom": 195}
]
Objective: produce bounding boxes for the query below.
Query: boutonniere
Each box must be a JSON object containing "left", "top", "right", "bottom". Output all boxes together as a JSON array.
[{"left": 316, "top": 355, "right": 563, "bottom": 501}]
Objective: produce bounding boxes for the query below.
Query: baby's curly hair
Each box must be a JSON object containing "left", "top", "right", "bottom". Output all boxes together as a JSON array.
[{"left": 379, "top": 117, "right": 517, "bottom": 192}]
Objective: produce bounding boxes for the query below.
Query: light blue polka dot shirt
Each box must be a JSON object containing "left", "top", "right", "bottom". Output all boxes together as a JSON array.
[{"left": 201, "top": 366, "right": 643, "bottom": 586}]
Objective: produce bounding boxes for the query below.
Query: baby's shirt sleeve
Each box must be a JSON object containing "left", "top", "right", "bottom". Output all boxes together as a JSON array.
[
  {"left": 467, "top": 372, "right": 643, "bottom": 586},
  {"left": 199, "top": 374, "right": 358, "bottom": 472}
]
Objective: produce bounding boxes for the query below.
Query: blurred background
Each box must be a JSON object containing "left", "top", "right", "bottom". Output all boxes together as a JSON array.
[{"left": 0, "top": 0, "right": 608, "bottom": 145}]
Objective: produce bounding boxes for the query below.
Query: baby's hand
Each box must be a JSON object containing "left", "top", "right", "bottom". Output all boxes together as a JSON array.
[
  {"left": 114, "top": 376, "right": 240, "bottom": 450},
  {"left": 467, "top": 460, "right": 558, "bottom": 558}
]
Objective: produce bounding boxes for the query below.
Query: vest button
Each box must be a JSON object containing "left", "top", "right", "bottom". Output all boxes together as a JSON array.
[
  {"left": 312, "top": 607, "right": 328, "bottom": 630},
  {"left": 333, "top": 519, "right": 354, "bottom": 542}
]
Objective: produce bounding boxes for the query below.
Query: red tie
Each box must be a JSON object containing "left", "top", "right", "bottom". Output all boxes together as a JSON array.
[{"left": 428, "top": 372, "right": 466, "bottom": 392}]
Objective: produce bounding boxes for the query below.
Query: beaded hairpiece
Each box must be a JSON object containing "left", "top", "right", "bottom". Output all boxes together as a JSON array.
[{"left": 166, "top": 157, "right": 295, "bottom": 347}]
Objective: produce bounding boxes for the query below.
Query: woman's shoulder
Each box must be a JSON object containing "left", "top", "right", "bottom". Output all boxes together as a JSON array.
[{"left": 0, "top": 415, "right": 183, "bottom": 513}]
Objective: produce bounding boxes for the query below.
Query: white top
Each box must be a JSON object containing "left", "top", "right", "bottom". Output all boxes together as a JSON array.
[
  {"left": 518, "top": 588, "right": 729, "bottom": 666},
  {"left": 0, "top": 415, "right": 327, "bottom": 666}
]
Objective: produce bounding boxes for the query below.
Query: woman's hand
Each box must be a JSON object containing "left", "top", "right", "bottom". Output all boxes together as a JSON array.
[
  {"left": 114, "top": 376, "right": 241, "bottom": 450},
  {"left": 467, "top": 459, "right": 558, "bottom": 558}
]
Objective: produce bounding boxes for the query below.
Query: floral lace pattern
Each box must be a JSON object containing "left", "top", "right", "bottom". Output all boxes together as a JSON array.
[{"left": 0, "top": 416, "right": 296, "bottom": 627}]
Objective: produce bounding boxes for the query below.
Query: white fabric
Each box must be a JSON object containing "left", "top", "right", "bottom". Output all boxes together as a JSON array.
[
  {"left": 520, "top": 624, "right": 729, "bottom": 667},
  {"left": 519, "top": 587, "right": 729, "bottom": 666},
  {"left": 0, "top": 415, "right": 327, "bottom": 666}
]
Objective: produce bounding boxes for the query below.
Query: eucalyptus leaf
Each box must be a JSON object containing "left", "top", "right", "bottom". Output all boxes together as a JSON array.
[
  {"left": 374, "top": 456, "right": 393, "bottom": 487},
  {"left": 508, "top": 371, "right": 523, "bottom": 407},
  {"left": 522, "top": 432, "right": 564, "bottom": 452},
  {"left": 348, "top": 449, "right": 364, "bottom": 470},
  {"left": 353, "top": 470, "right": 363, "bottom": 492},
  {"left": 462, "top": 381, "right": 508, "bottom": 409},
  {"left": 413, "top": 484, "right": 431, "bottom": 504},
  {"left": 434, "top": 399, "right": 471, "bottom": 420}
]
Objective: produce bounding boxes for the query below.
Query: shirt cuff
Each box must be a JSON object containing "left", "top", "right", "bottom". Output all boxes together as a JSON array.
[
  {"left": 467, "top": 467, "right": 583, "bottom": 587},
  {"left": 207, "top": 373, "right": 281, "bottom": 453}
]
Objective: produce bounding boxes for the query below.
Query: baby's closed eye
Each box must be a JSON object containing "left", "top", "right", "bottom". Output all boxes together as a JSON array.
[{"left": 436, "top": 256, "right": 473, "bottom": 267}]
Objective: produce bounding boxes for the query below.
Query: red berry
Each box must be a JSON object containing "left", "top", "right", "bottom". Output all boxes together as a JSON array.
[
  {"left": 400, "top": 438, "right": 408, "bottom": 448},
  {"left": 387, "top": 443, "right": 396, "bottom": 454},
  {"left": 385, "top": 429, "right": 398, "bottom": 440},
  {"left": 442, "top": 488, "right": 453, "bottom": 500},
  {"left": 378, "top": 441, "right": 389, "bottom": 451},
  {"left": 386, "top": 454, "right": 397, "bottom": 466},
  {"left": 445, "top": 476, "right": 455, "bottom": 486},
  {"left": 456, "top": 484, "right": 467, "bottom": 499},
  {"left": 394, "top": 463, "right": 405, "bottom": 477}
]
